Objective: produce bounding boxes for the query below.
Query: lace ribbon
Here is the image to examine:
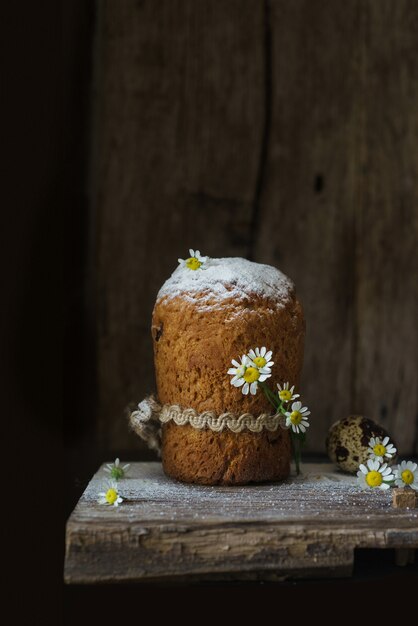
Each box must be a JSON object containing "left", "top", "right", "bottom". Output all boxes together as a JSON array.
[{"left": 129, "top": 396, "right": 284, "bottom": 452}]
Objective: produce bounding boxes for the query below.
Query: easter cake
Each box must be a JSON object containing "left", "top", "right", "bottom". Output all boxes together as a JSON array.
[{"left": 147, "top": 251, "right": 305, "bottom": 485}]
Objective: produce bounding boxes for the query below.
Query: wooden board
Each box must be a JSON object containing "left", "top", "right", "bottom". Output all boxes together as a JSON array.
[
  {"left": 93, "top": 0, "right": 265, "bottom": 448},
  {"left": 353, "top": 1, "right": 418, "bottom": 454},
  {"left": 255, "top": 0, "right": 363, "bottom": 451},
  {"left": 65, "top": 462, "right": 418, "bottom": 583},
  {"left": 91, "top": 1, "right": 418, "bottom": 454}
]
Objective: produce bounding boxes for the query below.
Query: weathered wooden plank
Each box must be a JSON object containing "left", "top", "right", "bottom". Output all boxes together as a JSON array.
[
  {"left": 255, "top": 0, "right": 418, "bottom": 453},
  {"left": 94, "top": 0, "right": 265, "bottom": 450},
  {"left": 254, "top": 1, "right": 363, "bottom": 451},
  {"left": 65, "top": 462, "right": 418, "bottom": 583},
  {"left": 353, "top": 0, "right": 418, "bottom": 455},
  {"left": 93, "top": 1, "right": 418, "bottom": 456}
]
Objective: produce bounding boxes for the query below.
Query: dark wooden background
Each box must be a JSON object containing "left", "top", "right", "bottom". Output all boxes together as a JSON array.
[{"left": 86, "top": 0, "right": 418, "bottom": 455}]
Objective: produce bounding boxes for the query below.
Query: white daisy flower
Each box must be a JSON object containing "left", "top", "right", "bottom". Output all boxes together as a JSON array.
[
  {"left": 367, "top": 436, "right": 396, "bottom": 463},
  {"left": 247, "top": 347, "right": 274, "bottom": 372},
  {"left": 277, "top": 382, "right": 300, "bottom": 403},
  {"left": 228, "top": 355, "right": 249, "bottom": 385},
  {"left": 97, "top": 480, "right": 124, "bottom": 507},
  {"left": 227, "top": 353, "right": 271, "bottom": 396},
  {"left": 393, "top": 460, "right": 418, "bottom": 490},
  {"left": 178, "top": 249, "right": 207, "bottom": 271},
  {"left": 285, "top": 401, "right": 310, "bottom": 434},
  {"left": 104, "top": 457, "right": 130, "bottom": 480},
  {"left": 356, "top": 459, "right": 394, "bottom": 490}
]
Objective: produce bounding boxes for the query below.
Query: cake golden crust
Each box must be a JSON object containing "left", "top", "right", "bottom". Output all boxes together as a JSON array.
[
  {"left": 152, "top": 294, "right": 304, "bottom": 416},
  {"left": 162, "top": 421, "right": 291, "bottom": 485}
]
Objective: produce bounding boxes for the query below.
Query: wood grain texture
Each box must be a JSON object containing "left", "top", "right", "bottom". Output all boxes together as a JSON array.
[
  {"left": 65, "top": 462, "right": 418, "bottom": 583},
  {"left": 353, "top": 0, "right": 418, "bottom": 454},
  {"left": 94, "top": 0, "right": 265, "bottom": 449},
  {"left": 255, "top": 0, "right": 362, "bottom": 451},
  {"left": 92, "top": 1, "right": 418, "bottom": 453}
]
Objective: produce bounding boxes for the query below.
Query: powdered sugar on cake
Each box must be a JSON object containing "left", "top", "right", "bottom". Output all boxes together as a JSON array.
[{"left": 157, "top": 257, "right": 294, "bottom": 310}]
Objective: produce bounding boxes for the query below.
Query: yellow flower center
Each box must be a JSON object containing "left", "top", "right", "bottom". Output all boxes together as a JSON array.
[
  {"left": 243, "top": 367, "right": 260, "bottom": 383},
  {"left": 373, "top": 443, "right": 386, "bottom": 457},
  {"left": 279, "top": 389, "right": 292, "bottom": 401},
  {"left": 290, "top": 410, "right": 302, "bottom": 425},
  {"left": 105, "top": 488, "right": 118, "bottom": 504},
  {"left": 401, "top": 469, "right": 414, "bottom": 485},
  {"left": 253, "top": 356, "right": 267, "bottom": 367},
  {"left": 186, "top": 257, "right": 202, "bottom": 270},
  {"left": 366, "top": 470, "right": 383, "bottom": 487}
]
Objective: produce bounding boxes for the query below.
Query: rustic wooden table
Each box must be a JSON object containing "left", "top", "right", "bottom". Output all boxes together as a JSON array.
[{"left": 65, "top": 462, "right": 417, "bottom": 584}]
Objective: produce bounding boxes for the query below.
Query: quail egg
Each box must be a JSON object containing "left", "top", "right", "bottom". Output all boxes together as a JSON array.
[{"left": 326, "top": 415, "right": 396, "bottom": 473}]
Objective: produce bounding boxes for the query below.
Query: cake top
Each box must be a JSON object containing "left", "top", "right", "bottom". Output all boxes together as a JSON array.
[{"left": 156, "top": 253, "right": 294, "bottom": 310}]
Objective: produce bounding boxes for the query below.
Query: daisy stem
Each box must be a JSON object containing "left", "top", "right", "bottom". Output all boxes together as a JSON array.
[
  {"left": 259, "top": 382, "right": 280, "bottom": 411},
  {"left": 291, "top": 434, "right": 301, "bottom": 475},
  {"left": 259, "top": 382, "right": 301, "bottom": 474}
]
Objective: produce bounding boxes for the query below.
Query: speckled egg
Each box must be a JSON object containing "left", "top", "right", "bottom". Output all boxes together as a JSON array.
[{"left": 326, "top": 415, "right": 396, "bottom": 473}]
